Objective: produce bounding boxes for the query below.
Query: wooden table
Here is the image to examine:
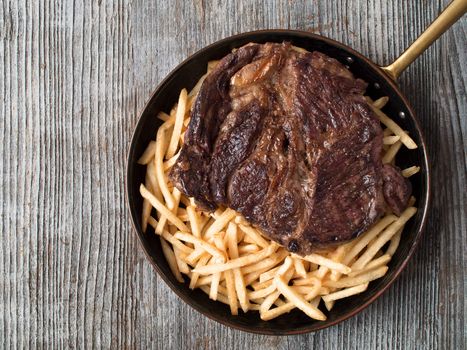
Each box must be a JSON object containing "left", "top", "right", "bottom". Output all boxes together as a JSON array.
[{"left": 1, "top": 1, "right": 465, "bottom": 348}]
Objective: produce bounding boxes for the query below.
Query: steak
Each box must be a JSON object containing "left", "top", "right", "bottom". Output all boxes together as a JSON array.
[{"left": 170, "top": 42, "right": 412, "bottom": 255}]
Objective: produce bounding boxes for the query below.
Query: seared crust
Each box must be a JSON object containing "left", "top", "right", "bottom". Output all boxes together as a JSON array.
[{"left": 170, "top": 42, "right": 410, "bottom": 255}]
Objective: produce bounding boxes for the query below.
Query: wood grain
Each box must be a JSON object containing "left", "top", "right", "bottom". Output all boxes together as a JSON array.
[{"left": 0, "top": 0, "right": 465, "bottom": 348}]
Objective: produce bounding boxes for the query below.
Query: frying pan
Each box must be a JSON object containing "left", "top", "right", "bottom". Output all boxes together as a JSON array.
[{"left": 126, "top": 0, "right": 466, "bottom": 334}]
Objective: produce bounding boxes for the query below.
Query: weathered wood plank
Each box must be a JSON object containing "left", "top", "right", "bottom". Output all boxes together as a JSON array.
[{"left": 0, "top": 0, "right": 465, "bottom": 349}]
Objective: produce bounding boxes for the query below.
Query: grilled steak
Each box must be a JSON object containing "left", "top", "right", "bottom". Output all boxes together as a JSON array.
[{"left": 170, "top": 42, "right": 412, "bottom": 255}]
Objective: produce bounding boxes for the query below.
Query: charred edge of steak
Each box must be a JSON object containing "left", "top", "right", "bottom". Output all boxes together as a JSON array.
[
  {"left": 169, "top": 43, "right": 262, "bottom": 210},
  {"left": 170, "top": 42, "right": 412, "bottom": 255}
]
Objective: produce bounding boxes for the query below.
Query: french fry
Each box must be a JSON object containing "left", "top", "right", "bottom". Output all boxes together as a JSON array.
[
  {"left": 141, "top": 186, "right": 153, "bottom": 233},
  {"left": 209, "top": 270, "right": 222, "bottom": 301},
  {"left": 156, "top": 111, "right": 170, "bottom": 122},
  {"left": 277, "top": 256, "right": 293, "bottom": 276},
  {"left": 383, "top": 128, "right": 394, "bottom": 137},
  {"left": 138, "top": 141, "right": 157, "bottom": 165},
  {"left": 199, "top": 286, "right": 230, "bottom": 306},
  {"left": 251, "top": 279, "right": 273, "bottom": 291},
  {"left": 315, "top": 265, "right": 330, "bottom": 280},
  {"left": 147, "top": 216, "right": 158, "bottom": 230},
  {"left": 207, "top": 60, "right": 220, "bottom": 71},
  {"left": 373, "top": 96, "right": 389, "bottom": 109},
  {"left": 248, "top": 283, "right": 277, "bottom": 300},
  {"left": 156, "top": 187, "right": 181, "bottom": 234},
  {"left": 382, "top": 141, "right": 402, "bottom": 164},
  {"left": 244, "top": 266, "right": 277, "bottom": 285},
  {"left": 226, "top": 223, "right": 250, "bottom": 312},
  {"left": 192, "top": 244, "right": 277, "bottom": 275},
  {"left": 259, "top": 266, "right": 281, "bottom": 283},
  {"left": 210, "top": 208, "right": 224, "bottom": 219},
  {"left": 342, "top": 215, "right": 397, "bottom": 266},
  {"left": 182, "top": 116, "right": 191, "bottom": 128},
  {"left": 225, "top": 269, "right": 238, "bottom": 315},
  {"left": 177, "top": 214, "right": 189, "bottom": 222},
  {"left": 166, "top": 89, "right": 188, "bottom": 158},
  {"left": 242, "top": 234, "right": 256, "bottom": 245},
  {"left": 292, "top": 286, "right": 322, "bottom": 294},
  {"left": 324, "top": 300, "right": 335, "bottom": 311},
  {"left": 241, "top": 254, "right": 280, "bottom": 275},
  {"left": 371, "top": 106, "right": 417, "bottom": 149},
  {"left": 210, "top": 234, "right": 227, "bottom": 300},
  {"left": 140, "top": 184, "right": 188, "bottom": 232},
  {"left": 234, "top": 268, "right": 249, "bottom": 313},
  {"left": 185, "top": 248, "right": 206, "bottom": 266},
  {"left": 309, "top": 297, "right": 320, "bottom": 309},
  {"left": 352, "top": 207, "right": 417, "bottom": 270},
  {"left": 402, "top": 166, "right": 420, "bottom": 178},
  {"left": 160, "top": 237, "right": 184, "bottom": 282},
  {"left": 189, "top": 253, "right": 210, "bottom": 289},
  {"left": 274, "top": 276, "right": 326, "bottom": 321},
  {"left": 174, "top": 247, "right": 190, "bottom": 274},
  {"left": 292, "top": 275, "right": 322, "bottom": 287},
  {"left": 163, "top": 150, "right": 181, "bottom": 171},
  {"left": 174, "top": 232, "right": 226, "bottom": 261},
  {"left": 239, "top": 225, "right": 270, "bottom": 248},
  {"left": 324, "top": 266, "right": 388, "bottom": 288},
  {"left": 248, "top": 303, "right": 262, "bottom": 311},
  {"left": 383, "top": 135, "right": 400, "bottom": 145},
  {"left": 160, "top": 231, "right": 193, "bottom": 255},
  {"left": 291, "top": 45, "right": 308, "bottom": 54},
  {"left": 301, "top": 253, "right": 351, "bottom": 275},
  {"left": 146, "top": 161, "right": 162, "bottom": 202},
  {"left": 328, "top": 244, "right": 350, "bottom": 281},
  {"left": 196, "top": 275, "right": 213, "bottom": 287},
  {"left": 176, "top": 207, "right": 187, "bottom": 216},
  {"left": 348, "top": 254, "right": 391, "bottom": 277},
  {"left": 154, "top": 137, "right": 174, "bottom": 209},
  {"left": 179, "top": 195, "right": 191, "bottom": 207},
  {"left": 226, "top": 223, "right": 238, "bottom": 258},
  {"left": 260, "top": 290, "right": 282, "bottom": 314},
  {"left": 186, "top": 206, "right": 201, "bottom": 238},
  {"left": 238, "top": 244, "right": 260, "bottom": 255},
  {"left": 234, "top": 215, "right": 250, "bottom": 226},
  {"left": 387, "top": 228, "right": 402, "bottom": 256},
  {"left": 204, "top": 208, "right": 237, "bottom": 238}
]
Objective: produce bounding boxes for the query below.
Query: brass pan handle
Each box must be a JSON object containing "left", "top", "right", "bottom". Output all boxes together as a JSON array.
[{"left": 382, "top": 0, "right": 467, "bottom": 81}]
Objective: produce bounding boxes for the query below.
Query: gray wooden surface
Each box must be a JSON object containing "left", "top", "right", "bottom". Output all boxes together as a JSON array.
[{"left": 1, "top": 0, "right": 465, "bottom": 349}]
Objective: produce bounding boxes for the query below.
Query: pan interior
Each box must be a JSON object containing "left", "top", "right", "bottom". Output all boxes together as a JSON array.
[{"left": 127, "top": 30, "right": 429, "bottom": 334}]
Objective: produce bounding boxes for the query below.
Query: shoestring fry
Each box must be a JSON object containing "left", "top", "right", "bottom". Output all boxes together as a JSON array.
[{"left": 137, "top": 61, "right": 419, "bottom": 321}]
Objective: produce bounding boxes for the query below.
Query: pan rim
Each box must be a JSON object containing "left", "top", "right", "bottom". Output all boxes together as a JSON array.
[{"left": 126, "top": 28, "right": 431, "bottom": 335}]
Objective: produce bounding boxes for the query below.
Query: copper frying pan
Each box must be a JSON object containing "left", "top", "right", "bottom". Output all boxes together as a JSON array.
[{"left": 126, "top": 0, "right": 467, "bottom": 334}]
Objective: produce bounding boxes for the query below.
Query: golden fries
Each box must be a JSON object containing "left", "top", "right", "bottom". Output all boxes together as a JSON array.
[
  {"left": 372, "top": 96, "right": 389, "bottom": 109},
  {"left": 191, "top": 245, "right": 277, "bottom": 275},
  {"left": 138, "top": 141, "right": 157, "bottom": 165},
  {"left": 322, "top": 283, "right": 369, "bottom": 303},
  {"left": 402, "top": 166, "right": 420, "bottom": 177},
  {"left": 351, "top": 207, "right": 417, "bottom": 270},
  {"left": 300, "top": 253, "right": 351, "bottom": 275},
  {"left": 382, "top": 141, "right": 402, "bottom": 164},
  {"left": 324, "top": 266, "right": 389, "bottom": 288},
  {"left": 166, "top": 89, "right": 188, "bottom": 159},
  {"left": 274, "top": 276, "right": 326, "bottom": 320},
  {"left": 370, "top": 106, "right": 417, "bottom": 149},
  {"left": 137, "top": 62, "right": 419, "bottom": 321},
  {"left": 160, "top": 237, "right": 184, "bottom": 283}
]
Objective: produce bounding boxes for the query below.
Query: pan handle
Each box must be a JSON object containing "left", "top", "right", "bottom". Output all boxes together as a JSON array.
[{"left": 381, "top": 0, "right": 467, "bottom": 81}]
